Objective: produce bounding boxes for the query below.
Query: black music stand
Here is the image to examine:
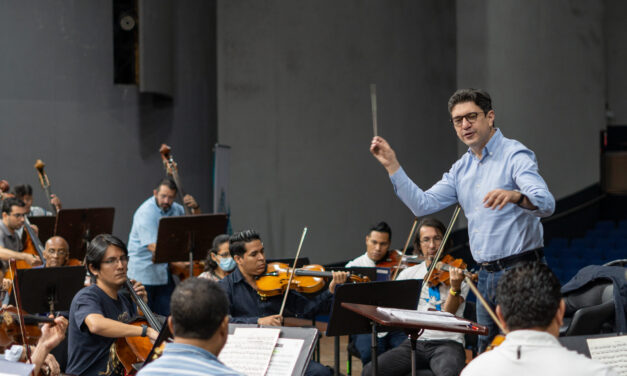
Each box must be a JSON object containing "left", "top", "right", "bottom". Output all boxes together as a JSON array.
[
  {"left": 54, "top": 208, "right": 115, "bottom": 261},
  {"left": 154, "top": 214, "right": 228, "bottom": 276},
  {"left": 326, "top": 280, "right": 421, "bottom": 375},
  {"left": 28, "top": 215, "right": 56, "bottom": 244},
  {"left": 14, "top": 266, "right": 85, "bottom": 314}
]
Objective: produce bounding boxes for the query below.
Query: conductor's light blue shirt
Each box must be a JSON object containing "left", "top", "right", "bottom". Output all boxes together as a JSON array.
[
  {"left": 390, "top": 129, "right": 555, "bottom": 263},
  {"left": 128, "top": 197, "right": 184, "bottom": 285}
]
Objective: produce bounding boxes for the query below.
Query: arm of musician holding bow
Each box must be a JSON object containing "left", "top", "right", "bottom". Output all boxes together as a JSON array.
[
  {"left": 0, "top": 246, "right": 41, "bottom": 266},
  {"left": 443, "top": 267, "right": 465, "bottom": 315},
  {"left": 29, "top": 315, "right": 68, "bottom": 376}
]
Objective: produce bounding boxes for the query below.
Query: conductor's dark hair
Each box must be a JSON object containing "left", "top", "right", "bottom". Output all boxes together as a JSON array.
[
  {"left": 155, "top": 178, "right": 178, "bottom": 192},
  {"left": 204, "top": 234, "right": 231, "bottom": 272},
  {"left": 412, "top": 217, "right": 453, "bottom": 256},
  {"left": 170, "top": 278, "right": 229, "bottom": 339},
  {"left": 11, "top": 184, "right": 33, "bottom": 199},
  {"left": 368, "top": 221, "right": 392, "bottom": 242},
  {"left": 496, "top": 262, "right": 562, "bottom": 331},
  {"left": 85, "top": 234, "right": 128, "bottom": 280},
  {"left": 447, "top": 88, "right": 493, "bottom": 114},
  {"left": 2, "top": 198, "right": 26, "bottom": 214},
  {"left": 229, "top": 230, "right": 261, "bottom": 258}
]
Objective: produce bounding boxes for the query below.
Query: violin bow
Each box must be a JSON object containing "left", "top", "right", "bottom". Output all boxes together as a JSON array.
[
  {"left": 464, "top": 276, "right": 508, "bottom": 334},
  {"left": 7, "top": 260, "right": 33, "bottom": 364},
  {"left": 370, "top": 83, "right": 378, "bottom": 137},
  {"left": 278, "top": 227, "right": 308, "bottom": 318},
  {"left": 391, "top": 218, "right": 419, "bottom": 280},
  {"left": 34, "top": 159, "right": 57, "bottom": 215},
  {"left": 423, "top": 205, "right": 461, "bottom": 286}
]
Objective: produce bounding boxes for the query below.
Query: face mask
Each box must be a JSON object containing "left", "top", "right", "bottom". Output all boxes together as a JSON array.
[{"left": 219, "top": 256, "right": 236, "bottom": 272}]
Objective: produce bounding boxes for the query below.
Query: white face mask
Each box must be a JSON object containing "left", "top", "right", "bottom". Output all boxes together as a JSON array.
[{"left": 219, "top": 256, "right": 236, "bottom": 272}]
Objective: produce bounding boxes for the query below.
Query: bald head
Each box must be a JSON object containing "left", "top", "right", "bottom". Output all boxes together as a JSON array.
[{"left": 44, "top": 236, "right": 69, "bottom": 267}]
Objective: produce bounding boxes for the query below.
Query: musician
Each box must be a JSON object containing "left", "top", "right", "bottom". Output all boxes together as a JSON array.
[
  {"left": 137, "top": 278, "right": 242, "bottom": 376},
  {"left": 66, "top": 234, "right": 158, "bottom": 376},
  {"left": 370, "top": 88, "right": 555, "bottom": 351},
  {"left": 0, "top": 198, "right": 41, "bottom": 266},
  {"left": 42, "top": 236, "right": 69, "bottom": 267},
  {"left": 364, "top": 217, "right": 468, "bottom": 376},
  {"left": 345, "top": 221, "right": 392, "bottom": 267},
  {"left": 462, "top": 263, "right": 618, "bottom": 376},
  {"left": 127, "top": 178, "right": 199, "bottom": 316},
  {"left": 219, "top": 230, "right": 348, "bottom": 376},
  {"left": 199, "top": 234, "right": 235, "bottom": 281},
  {"left": 12, "top": 184, "right": 62, "bottom": 216}
]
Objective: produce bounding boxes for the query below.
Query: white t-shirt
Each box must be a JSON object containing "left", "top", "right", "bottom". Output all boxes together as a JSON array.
[
  {"left": 461, "top": 330, "right": 619, "bottom": 376},
  {"left": 397, "top": 262, "right": 469, "bottom": 344},
  {"left": 345, "top": 252, "right": 376, "bottom": 267}
]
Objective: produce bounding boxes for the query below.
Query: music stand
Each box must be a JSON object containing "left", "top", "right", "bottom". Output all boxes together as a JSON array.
[
  {"left": 154, "top": 214, "right": 228, "bottom": 276},
  {"left": 341, "top": 302, "right": 488, "bottom": 376},
  {"left": 28, "top": 215, "right": 56, "bottom": 243},
  {"left": 326, "top": 280, "right": 421, "bottom": 375},
  {"left": 13, "top": 266, "right": 85, "bottom": 314},
  {"left": 54, "top": 208, "right": 115, "bottom": 261}
]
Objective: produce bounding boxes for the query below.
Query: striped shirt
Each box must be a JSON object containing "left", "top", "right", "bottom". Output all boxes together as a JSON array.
[{"left": 137, "top": 342, "right": 243, "bottom": 376}]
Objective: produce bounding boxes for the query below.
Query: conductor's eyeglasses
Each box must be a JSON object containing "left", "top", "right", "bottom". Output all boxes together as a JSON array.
[{"left": 451, "top": 112, "right": 484, "bottom": 127}]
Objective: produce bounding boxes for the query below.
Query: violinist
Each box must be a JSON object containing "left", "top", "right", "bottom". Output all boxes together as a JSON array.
[
  {"left": 42, "top": 236, "right": 69, "bottom": 267},
  {"left": 0, "top": 198, "right": 42, "bottom": 266},
  {"left": 66, "top": 234, "right": 158, "bottom": 376},
  {"left": 199, "top": 234, "right": 235, "bottom": 281},
  {"left": 364, "top": 218, "right": 468, "bottom": 376},
  {"left": 137, "top": 278, "right": 242, "bottom": 376},
  {"left": 219, "top": 230, "right": 348, "bottom": 376},
  {"left": 12, "top": 184, "right": 62, "bottom": 217},
  {"left": 127, "top": 178, "right": 200, "bottom": 316},
  {"left": 345, "top": 221, "right": 392, "bottom": 267},
  {"left": 462, "top": 263, "right": 618, "bottom": 376}
]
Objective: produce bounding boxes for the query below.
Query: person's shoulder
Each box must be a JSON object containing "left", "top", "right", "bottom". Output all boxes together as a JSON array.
[
  {"left": 397, "top": 263, "right": 424, "bottom": 280},
  {"left": 460, "top": 348, "right": 500, "bottom": 375},
  {"left": 171, "top": 202, "right": 185, "bottom": 215}
]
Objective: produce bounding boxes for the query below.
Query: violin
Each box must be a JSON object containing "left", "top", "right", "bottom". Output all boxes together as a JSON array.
[
  {"left": 256, "top": 262, "right": 370, "bottom": 299},
  {"left": 428, "top": 254, "right": 478, "bottom": 287},
  {"left": 0, "top": 306, "right": 55, "bottom": 351},
  {"left": 115, "top": 280, "right": 165, "bottom": 373},
  {"left": 376, "top": 249, "right": 421, "bottom": 270}
]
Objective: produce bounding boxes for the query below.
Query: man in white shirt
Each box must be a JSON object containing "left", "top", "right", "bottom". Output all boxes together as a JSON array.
[
  {"left": 461, "top": 262, "right": 618, "bottom": 376},
  {"left": 345, "top": 221, "right": 392, "bottom": 267},
  {"left": 363, "top": 218, "right": 467, "bottom": 376}
]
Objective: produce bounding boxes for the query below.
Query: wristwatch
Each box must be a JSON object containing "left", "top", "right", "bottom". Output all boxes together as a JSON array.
[
  {"left": 514, "top": 190, "right": 525, "bottom": 205},
  {"left": 141, "top": 324, "right": 148, "bottom": 337}
]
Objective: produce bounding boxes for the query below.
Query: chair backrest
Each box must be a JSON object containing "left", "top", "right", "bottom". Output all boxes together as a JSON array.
[
  {"left": 564, "top": 281, "right": 612, "bottom": 315},
  {"left": 562, "top": 281, "right": 616, "bottom": 336}
]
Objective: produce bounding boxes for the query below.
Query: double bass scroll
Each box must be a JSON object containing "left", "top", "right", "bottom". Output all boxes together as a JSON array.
[
  {"left": 34, "top": 159, "right": 57, "bottom": 215},
  {"left": 159, "top": 144, "right": 191, "bottom": 215}
]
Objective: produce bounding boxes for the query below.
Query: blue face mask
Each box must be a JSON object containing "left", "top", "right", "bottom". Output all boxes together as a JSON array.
[{"left": 219, "top": 256, "right": 236, "bottom": 272}]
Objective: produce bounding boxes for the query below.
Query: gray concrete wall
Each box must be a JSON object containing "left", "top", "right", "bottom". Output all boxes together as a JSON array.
[
  {"left": 0, "top": 1, "right": 216, "bottom": 242},
  {"left": 606, "top": 0, "right": 627, "bottom": 125},
  {"left": 457, "top": 0, "right": 606, "bottom": 201},
  {"left": 218, "top": 1, "right": 458, "bottom": 262}
]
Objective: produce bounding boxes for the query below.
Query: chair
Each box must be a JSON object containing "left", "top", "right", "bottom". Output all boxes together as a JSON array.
[{"left": 559, "top": 281, "right": 615, "bottom": 337}]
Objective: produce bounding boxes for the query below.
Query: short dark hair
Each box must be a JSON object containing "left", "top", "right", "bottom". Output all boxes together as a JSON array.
[
  {"left": 204, "top": 234, "right": 231, "bottom": 272},
  {"left": 2, "top": 198, "right": 26, "bottom": 214},
  {"left": 155, "top": 178, "right": 178, "bottom": 192},
  {"left": 85, "top": 234, "right": 128, "bottom": 280},
  {"left": 496, "top": 262, "right": 562, "bottom": 331},
  {"left": 447, "top": 88, "right": 493, "bottom": 114},
  {"left": 229, "top": 230, "right": 261, "bottom": 258},
  {"left": 368, "top": 221, "right": 392, "bottom": 242},
  {"left": 412, "top": 217, "right": 453, "bottom": 256},
  {"left": 11, "top": 184, "right": 32, "bottom": 199},
  {"left": 170, "top": 278, "right": 229, "bottom": 339}
]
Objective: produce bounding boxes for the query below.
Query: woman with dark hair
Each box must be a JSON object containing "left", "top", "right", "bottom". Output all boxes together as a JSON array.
[{"left": 199, "top": 234, "right": 235, "bottom": 281}]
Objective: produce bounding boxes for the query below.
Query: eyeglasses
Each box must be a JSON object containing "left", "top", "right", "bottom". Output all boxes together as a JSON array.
[
  {"left": 10, "top": 213, "right": 25, "bottom": 218},
  {"left": 450, "top": 112, "right": 484, "bottom": 127},
  {"left": 419, "top": 236, "right": 443, "bottom": 245},
  {"left": 102, "top": 256, "right": 129, "bottom": 265},
  {"left": 45, "top": 249, "right": 68, "bottom": 256}
]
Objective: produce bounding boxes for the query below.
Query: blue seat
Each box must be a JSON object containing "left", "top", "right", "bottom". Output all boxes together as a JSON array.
[
  {"left": 593, "top": 238, "right": 617, "bottom": 250},
  {"left": 571, "top": 238, "right": 594, "bottom": 249},
  {"left": 596, "top": 220, "right": 616, "bottom": 230},
  {"left": 547, "top": 237, "right": 569, "bottom": 249},
  {"left": 618, "top": 220, "right": 627, "bottom": 230}
]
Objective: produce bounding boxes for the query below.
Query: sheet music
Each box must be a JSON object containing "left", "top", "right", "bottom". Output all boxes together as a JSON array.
[
  {"left": 266, "top": 338, "right": 304, "bottom": 376},
  {"left": 0, "top": 359, "right": 35, "bottom": 376},
  {"left": 587, "top": 335, "right": 627, "bottom": 375},
  {"left": 377, "top": 307, "right": 466, "bottom": 326},
  {"left": 218, "top": 328, "right": 280, "bottom": 376}
]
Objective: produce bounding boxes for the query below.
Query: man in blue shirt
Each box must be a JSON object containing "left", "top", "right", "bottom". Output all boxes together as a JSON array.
[
  {"left": 127, "top": 178, "right": 200, "bottom": 316},
  {"left": 137, "top": 278, "right": 242, "bottom": 376},
  {"left": 370, "top": 88, "right": 555, "bottom": 352}
]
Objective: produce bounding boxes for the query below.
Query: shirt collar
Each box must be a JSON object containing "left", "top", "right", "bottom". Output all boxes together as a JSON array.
[
  {"left": 466, "top": 127, "right": 503, "bottom": 161},
  {"left": 165, "top": 342, "right": 219, "bottom": 361},
  {"left": 231, "top": 266, "right": 245, "bottom": 284},
  {"left": 505, "top": 329, "right": 560, "bottom": 346},
  {"left": 151, "top": 197, "right": 174, "bottom": 216}
]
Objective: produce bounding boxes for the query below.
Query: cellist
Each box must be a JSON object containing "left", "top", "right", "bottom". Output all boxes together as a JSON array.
[
  {"left": 363, "top": 217, "right": 468, "bottom": 376},
  {"left": 66, "top": 234, "right": 157, "bottom": 376},
  {"left": 127, "top": 178, "right": 200, "bottom": 316},
  {"left": 0, "top": 198, "right": 42, "bottom": 267}
]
